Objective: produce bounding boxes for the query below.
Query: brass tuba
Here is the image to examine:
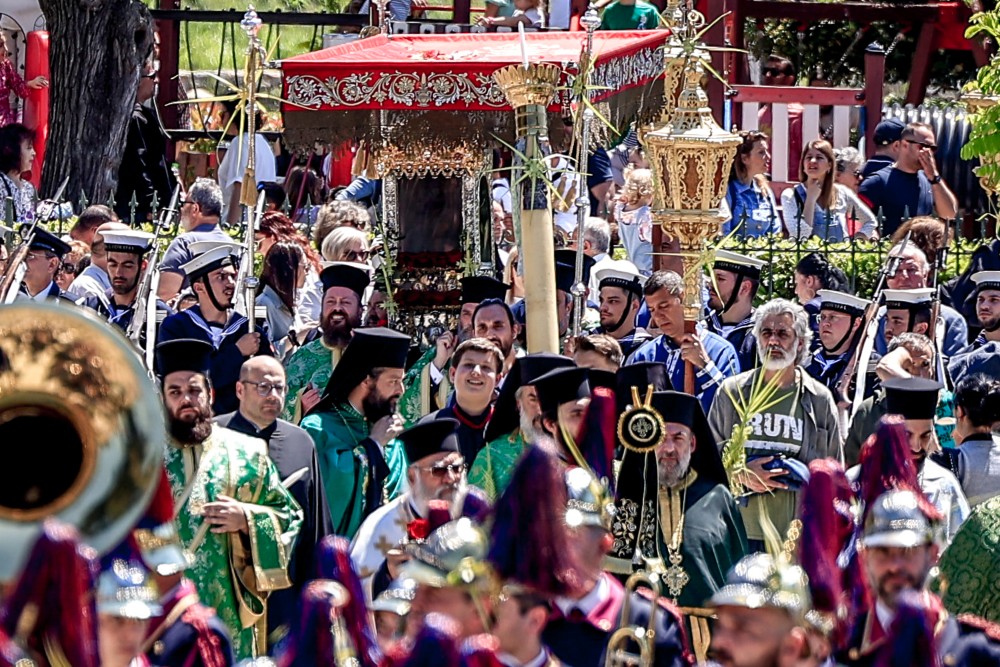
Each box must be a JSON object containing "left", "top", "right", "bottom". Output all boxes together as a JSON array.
[
  {"left": 0, "top": 302, "right": 165, "bottom": 581},
  {"left": 605, "top": 572, "right": 662, "bottom": 667}
]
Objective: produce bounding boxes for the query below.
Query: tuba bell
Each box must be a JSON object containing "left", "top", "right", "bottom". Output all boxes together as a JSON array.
[
  {"left": 605, "top": 572, "right": 662, "bottom": 667},
  {"left": 0, "top": 302, "right": 165, "bottom": 580}
]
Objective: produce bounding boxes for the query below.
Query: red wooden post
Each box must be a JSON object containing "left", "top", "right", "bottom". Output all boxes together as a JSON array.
[
  {"left": 863, "top": 42, "right": 885, "bottom": 158},
  {"left": 156, "top": 0, "right": 181, "bottom": 137},
  {"left": 906, "top": 21, "right": 936, "bottom": 105}
]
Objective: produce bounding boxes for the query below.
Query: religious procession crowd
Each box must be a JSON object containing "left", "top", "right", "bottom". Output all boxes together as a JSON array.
[{"left": 3, "top": 38, "right": 1000, "bottom": 664}]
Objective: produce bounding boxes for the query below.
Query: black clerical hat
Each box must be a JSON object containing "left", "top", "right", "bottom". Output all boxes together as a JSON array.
[
  {"left": 26, "top": 225, "right": 71, "bottom": 258},
  {"left": 615, "top": 362, "right": 672, "bottom": 411},
  {"left": 555, "top": 249, "right": 596, "bottom": 285},
  {"left": 588, "top": 369, "right": 617, "bottom": 391},
  {"left": 320, "top": 262, "right": 371, "bottom": 300},
  {"left": 397, "top": 418, "right": 461, "bottom": 465},
  {"left": 155, "top": 339, "right": 213, "bottom": 380},
  {"left": 530, "top": 366, "right": 590, "bottom": 416},
  {"left": 485, "top": 352, "right": 575, "bottom": 442},
  {"left": 884, "top": 377, "right": 943, "bottom": 421},
  {"left": 313, "top": 327, "right": 412, "bottom": 413},
  {"left": 650, "top": 391, "right": 726, "bottom": 483},
  {"left": 460, "top": 275, "right": 509, "bottom": 304}
]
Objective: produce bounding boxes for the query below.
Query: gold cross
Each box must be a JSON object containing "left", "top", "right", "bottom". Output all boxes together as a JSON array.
[{"left": 374, "top": 535, "right": 397, "bottom": 557}]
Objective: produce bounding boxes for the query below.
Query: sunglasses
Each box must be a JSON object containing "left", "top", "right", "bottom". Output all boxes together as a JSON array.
[
  {"left": 60, "top": 263, "right": 77, "bottom": 275},
  {"left": 905, "top": 138, "right": 937, "bottom": 150},
  {"left": 417, "top": 462, "right": 468, "bottom": 478}
]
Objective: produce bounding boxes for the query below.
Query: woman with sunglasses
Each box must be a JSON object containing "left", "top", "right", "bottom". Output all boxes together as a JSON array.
[
  {"left": 834, "top": 147, "right": 865, "bottom": 193},
  {"left": 721, "top": 130, "right": 781, "bottom": 238},
  {"left": 257, "top": 241, "right": 308, "bottom": 358},
  {"left": 782, "top": 139, "right": 877, "bottom": 241},
  {"left": 321, "top": 225, "right": 371, "bottom": 264}
]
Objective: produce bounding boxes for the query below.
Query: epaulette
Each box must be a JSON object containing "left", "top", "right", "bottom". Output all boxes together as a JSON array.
[{"left": 956, "top": 613, "right": 1000, "bottom": 642}]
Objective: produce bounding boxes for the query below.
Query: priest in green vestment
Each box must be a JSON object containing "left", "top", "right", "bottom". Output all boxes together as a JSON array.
[
  {"left": 936, "top": 495, "right": 1000, "bottom": 623},
  {"left": 400, "top": 275, "right": 509, "bottom": 425},
  {"left": 470, "top": 351, "right": 574, "bottom": 501},
  {"left": 282, "top": 262, "right": 371, "bottom": 422},
  {"left": 157, "top": 339, "right": 303, "bottom": 660},
  {"left": 301, "top": 327, "right": 412, "bottom": 539},
  {"left": 609, "top": 390, "right": 748, "bottom": 663}
]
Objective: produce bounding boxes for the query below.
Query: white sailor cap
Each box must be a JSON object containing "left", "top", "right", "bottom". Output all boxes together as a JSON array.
[
  {"left": 189, "top": 239, "right": 243, "bottom": 257},
  {"left": 0, "top": 224, "right": 12, "bottom": 241},
  {"left": 972, "top": 271, "right": 1000, "bottom": 294},
  {"left": 595, "top": 261, "right": 645, "bottom": 295},
  {"left": 882, "top": 288, "right": 934, "bottom": 310},
  {"left": 180, "top": 242, "right": 241, "bottom": 279},
  {"left": 713, "top": 249, "right": 767, "bottom": 278},
  {"left": 101, "top": 229, "right": 156, "bottom": 255},
  {"left": 817, "top": 289, "right": 870, "bottom": 317}
]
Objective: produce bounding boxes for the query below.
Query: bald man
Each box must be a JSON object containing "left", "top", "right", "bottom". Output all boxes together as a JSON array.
[
  {"left": 215, "top": 356, "right": 332, "bottom": 646},
  {"left": 68, "top": 220, "right": 130, "bottom": 302}
]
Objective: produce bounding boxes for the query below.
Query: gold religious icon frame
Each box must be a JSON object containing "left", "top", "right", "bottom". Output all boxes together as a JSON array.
[{"left": 617, "top": 385, "right": 667, "bottom": 453}]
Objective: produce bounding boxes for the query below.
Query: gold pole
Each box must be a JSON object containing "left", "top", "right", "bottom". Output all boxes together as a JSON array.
[{"left": 493, "top": 63, "right": 561, "bottom": 353}]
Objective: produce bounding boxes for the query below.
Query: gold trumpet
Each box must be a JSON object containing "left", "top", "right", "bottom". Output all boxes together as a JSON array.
[
  {"left": 0, "top": 302, "right": 165, "bottom": 581},
  {"left": 605, "top": 572, "right": 662, "bottom": 667}
]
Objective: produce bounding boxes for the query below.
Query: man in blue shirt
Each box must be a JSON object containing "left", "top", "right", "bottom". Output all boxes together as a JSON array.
[
  {"left": 156, "top": 178, "right": 232, "bottom": 302},
  {"left": 858, "top": 122, "right": 958, "bottom": 236},
  {"left": 629, "top": 270, "right": 740, "bottom": 412}
]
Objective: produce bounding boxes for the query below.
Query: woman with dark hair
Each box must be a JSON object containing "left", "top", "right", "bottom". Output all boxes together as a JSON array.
[
  {"left": 257, "top": 241, "right": 308, "bottom": 358},
  {"left": 781, "top": 139, "right": 877, "bottom": 241},
  {"left": 721, "top": 130, "right": 781, "bottom": 238},
  {"left": 256, "top": 210, "right": 325, "bottom": 331},
  {"left": 285, "top": 164, "right": 325, "bottom": 226},
  {"left": 0, "top": 122, "right": 37, "bottom": 223},
  {"left": 949, "top": 374, "right": 1000, "bottom": 505}
]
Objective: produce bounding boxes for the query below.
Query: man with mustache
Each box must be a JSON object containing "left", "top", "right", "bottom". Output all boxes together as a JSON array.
[
  {"left": 470, "top": 352, "right": 574, "bottom": 500},
  {"left": 82, "top": 229, "right": 174, "bottom": 340},
  {"left": 959, "top": 271, "right": 1000, "bottom": 352},
  {"left": 300, "top": 327, "right": 412, "bottom": 539},
  {"left": 400, "top": 275, "right": 509, "bottom": 425},
  {"left": 158, "top": 338, "right": 302, "bottom": 660},
  {"left": 158, "top": 241, "right": 273, "bottom": 415},
  {"left": 529, "top": 365, "right": 592, "bottom": 463},
  {"left": 706, "top": 250, "right": 767, "bottom": 371},
  {"left": 841, "top": 489, "right": 1000, "bottom": 666},
  {"left": 419, "top": 338, "right": 504, "bottom": 465},
  {"left": 472, "top": 297, "right": 522, "bottom": 377},
  {"left": 216, "top": 356, "right": 333, "bottom": 646},
  {"left": 708, "top": 299, "right": 842, "bottom": 552},
  {"left": 609, "top": 390, "right": 748, "bottom": 663},
  {"left": 708, "top": 553, "right": 819, "bottom": 667},
  {"left": 282, "top": 262, "right": 370, "bottom": 422},
  {"left": 67, "top": 219, "right": 126, "bottom": 301},
  {"left": 351, "top": 418, "right": 487, "bottom": 603}
]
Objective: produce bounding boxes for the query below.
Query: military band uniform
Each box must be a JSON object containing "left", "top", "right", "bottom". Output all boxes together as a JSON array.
[{"left": 145, "top": 578, "right": 235, "bottom": 667}]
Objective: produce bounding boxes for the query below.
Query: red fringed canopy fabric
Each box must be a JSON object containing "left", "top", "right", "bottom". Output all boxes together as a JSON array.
[{"left": 280, "top": 31, "right": 668, "bottom": 148}]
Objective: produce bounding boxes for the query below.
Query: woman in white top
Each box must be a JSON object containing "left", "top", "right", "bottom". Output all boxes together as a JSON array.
[{"left": 781, "top": 139, "right": 878, "bottom": 241}]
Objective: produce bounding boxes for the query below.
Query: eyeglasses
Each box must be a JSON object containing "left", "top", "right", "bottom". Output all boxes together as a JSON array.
[
  {"left": 904, "top": 138, "right": 937, "bottom": 150},
  {"left": 417, "top": 462, "right": 468, "bottom": 478},
  {"left": 241, "top": 380, "right": 287, "bottom": 396},
  {"left": 344, "top": 249, "right": 370, "bottom": 261}
]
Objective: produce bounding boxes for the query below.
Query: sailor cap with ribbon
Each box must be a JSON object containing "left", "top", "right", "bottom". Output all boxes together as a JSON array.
[
  {"left": 972, "top": 271, "right": 1000, "bottom": 295},
  {"left": 712, "top": 249, "right": 767, "bottom": 279},
  {"left": 180, "top": 241, "right": 242, "bottom": 280},
  {"left": 101, "top": 229, "right": 156, "bottom": 255},
  {"left": 595, "top": 261, "right": 645, "bottom": 296},
  {"left": 817, "top": 289, "right": 870, "bottom": 317},
  {"left": 881, "top": 288, "right": 934, "bottom": 310}
]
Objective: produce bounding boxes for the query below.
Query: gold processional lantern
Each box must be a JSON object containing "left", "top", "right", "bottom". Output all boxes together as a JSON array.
[{"left": 644, "top": 54, "right": 740, "bottom": 391}]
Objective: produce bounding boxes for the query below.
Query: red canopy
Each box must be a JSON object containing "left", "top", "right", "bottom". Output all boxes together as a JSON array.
[{"left": 280, "top": 31, "right": 667, "bottom": 147}]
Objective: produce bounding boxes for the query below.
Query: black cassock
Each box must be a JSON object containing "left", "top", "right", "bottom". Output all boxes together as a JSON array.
[
  {"left": 215, "top": 411, "right": 333, "bottom": 643},
  {"left": 419, "top": 396, "right": 490, "bottom": 465}
]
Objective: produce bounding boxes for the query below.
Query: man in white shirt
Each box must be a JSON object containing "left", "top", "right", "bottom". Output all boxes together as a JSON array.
[{"left": 216, "top": 99, "right": 277, "bottom": 226}]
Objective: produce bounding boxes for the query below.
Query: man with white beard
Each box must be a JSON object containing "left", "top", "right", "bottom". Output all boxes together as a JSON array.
[
  {"left": 350, "top": 418, "right": 488, "bottom": 604},
  {"left": 708, "top": 299, "right": 843, "bottom": 552}
]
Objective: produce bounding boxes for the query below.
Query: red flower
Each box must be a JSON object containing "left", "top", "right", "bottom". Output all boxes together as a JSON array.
[{"left": 407, "top": 518, "right": 431, "bottom": 541}]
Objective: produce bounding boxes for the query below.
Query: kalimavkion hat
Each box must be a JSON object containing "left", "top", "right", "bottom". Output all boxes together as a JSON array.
[
  {"left": 155, "top": 338, "right": 213, "bottom": 379},
  {"left": 397, "top": 418, "right": 461, "bottom": 466},
  {"left": 883, "top": 377, "right": 942, "bottom": 421},
  {"left": 320, "top": 261, "right": 372, "bottom": 300},
  {"left": 484, "top": 352, "right": 575, "bottom": 442},
  {"left": 312, "top": 327, "right": 412, "bottom": 414},
  {"left": 460, "top": 275, "right": 510, "bottom": 304},
  {"left": 530, "top": 366, "right": 590, "bottom": 416}
]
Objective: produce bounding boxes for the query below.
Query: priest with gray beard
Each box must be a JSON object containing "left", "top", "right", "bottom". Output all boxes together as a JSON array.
[{"left": 349, "top": 418, "right": 489, "bottom": 605}]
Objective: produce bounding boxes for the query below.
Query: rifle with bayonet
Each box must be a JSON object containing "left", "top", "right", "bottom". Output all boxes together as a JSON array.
[
  {"left": 0, "top": 176, "right": 70, "bottom": 304},
  {"left": 835, "top": 231, "right": 913, "bottom": 421},
  {"left": 127, "top": 177, "right": 182, "bottom": 368}
]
